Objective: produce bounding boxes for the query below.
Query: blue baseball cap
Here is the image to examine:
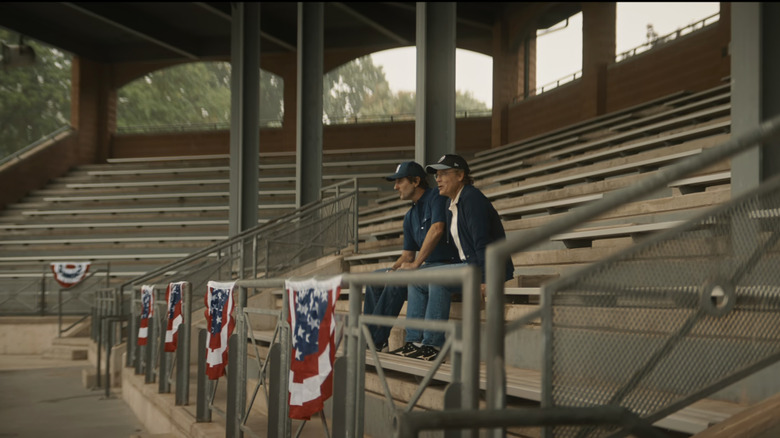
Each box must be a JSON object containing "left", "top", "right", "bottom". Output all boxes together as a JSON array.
[
  {"left": 425, "top": 154, "right": 470, "bottom": 175},
  {"left": 385, "top": 161, "right": 427, "bottom": 181}
]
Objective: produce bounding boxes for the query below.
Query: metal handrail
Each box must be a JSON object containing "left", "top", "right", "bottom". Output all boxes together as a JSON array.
[
  {"left": 123, "top": 179, "right": 358, "bottom": 370},
  {"left": 117, "top": 110, "right": 491, "bottom": 134},
  {"left": 481, "top": 114, "right": 780, "bottom": 435},
  {"left": 222, "top": 265, "right": 480, "bottom": 438},
  {"left": 119, "top": 178, "right": 358, "bottom": 292},
  {"left": 0, "top": 125, "right": 73, "bottom": 167},
  {"left": 520, "top": 11, "right": 721, "bottom": 101},
  {"left": 615, "top": 12, "right": 721, "bottom": 63}
]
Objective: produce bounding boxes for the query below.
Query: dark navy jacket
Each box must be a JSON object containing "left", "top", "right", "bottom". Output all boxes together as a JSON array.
[
  {"left": 446, "top": 184, "right": 514, "bottom": 282},
  {"left": 402, "top": 188, "right": 460, "bottom": 264}
]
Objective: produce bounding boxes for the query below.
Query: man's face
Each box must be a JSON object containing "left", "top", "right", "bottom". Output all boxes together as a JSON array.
[
  {"left": 394, "top": 177, "right": 417, "bottom": 200},
  {"left": 435, "top": 169, "right": 464, "bottom": 199}
]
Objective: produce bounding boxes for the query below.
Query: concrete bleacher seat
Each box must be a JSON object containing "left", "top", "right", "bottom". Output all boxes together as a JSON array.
[
  {"left": 486, "top": 148, "right": 704, "bottom": 200},
  {"left": 497, "top": 193, "right": 604, "bottom": 220},
  {"left": 486, "top": 122, "right": 729, "bottom": 187},
  {"left": 470, "top": 89, "right": 693, "bottom": 167}
]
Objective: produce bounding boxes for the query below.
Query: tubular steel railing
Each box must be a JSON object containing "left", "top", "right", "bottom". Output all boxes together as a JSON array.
[
  {"left": 122, "top": 179, "right": 358, "bottom": 397},
  {"left": 0, "top": 124, "right": 73, "bottom": 167},
  {"left": 118, "top": 117, "right": 780, "bottom": 437},
  {"left": 122, "top": 178, "right": 358, "bottom": 352},
  {"left": 186, "top": 265, "right": 480, "bottom": 438},
  {"left": 0, "top": 261, "right": 110, "bottom": 318},
  {"left": 474, "top": 114, "right": 780, "bottom": 438},
  {"left": 128, "top": 283, "right": 193, "bottom": 406}
]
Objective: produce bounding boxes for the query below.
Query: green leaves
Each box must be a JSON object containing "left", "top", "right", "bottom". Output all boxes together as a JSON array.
[
  {"left": 117, "top": 63, "right": 284, "bottom": 129},
  {"left": 0, "top": 28, "right": 71, "bottom": 157}
]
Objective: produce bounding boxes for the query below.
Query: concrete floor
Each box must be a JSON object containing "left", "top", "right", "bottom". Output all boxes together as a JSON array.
[{"left": 0, "top": 355, "right": 147, "bottom": 438}]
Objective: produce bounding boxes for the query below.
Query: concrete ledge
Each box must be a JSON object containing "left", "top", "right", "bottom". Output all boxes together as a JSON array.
[{"left": 122, "top": 365, "right": 225, "bottom": 438}]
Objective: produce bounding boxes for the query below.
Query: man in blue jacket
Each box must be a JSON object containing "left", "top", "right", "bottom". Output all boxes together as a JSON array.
[
  {"left": 426, "top": 154, "right": 514, "bottom": 306},
  {"left": 391, "top": 154, "right": 514, "bottom": 362},
  {"left": 364, "top": 161, "right": 459, "bottom": 354}
]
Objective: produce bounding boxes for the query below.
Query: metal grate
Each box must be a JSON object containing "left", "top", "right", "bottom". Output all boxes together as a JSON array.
[{"left": 544, "top": 173, "right": 780, "bottom": 438}]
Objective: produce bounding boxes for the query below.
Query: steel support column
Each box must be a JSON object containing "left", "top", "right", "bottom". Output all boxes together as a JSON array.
[
  {"left": 229, "top": 2, "right": 261, "bottom": 236},
  {"left": 296, "top": 2, "right": 324, "bottom": 208},
  {"left": 730, "top": 3, "right": 780, "bottom": 193},
  {"left": 415, "top": 2, "right": 457, "bottom": 166}
]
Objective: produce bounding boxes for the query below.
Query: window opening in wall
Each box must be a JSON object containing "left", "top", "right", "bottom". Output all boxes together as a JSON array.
[
  {"left": 615, "top": 2, "right": 720, "bottom": 62},
  {"left": 116, "top": 62, "right": 284, "bottom": 134},
  {"left": 0, "top": 26, "right": 72, "bottom": 162},
  {"left": 322, "top": 47, "right": 492, "bottom": 125},
  {"left": 534, "top": 12, "right": 583, "bottom": 97}
]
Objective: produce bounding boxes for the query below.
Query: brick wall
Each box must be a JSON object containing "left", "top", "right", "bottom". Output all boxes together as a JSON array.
[
  {"left": 110, "top": 117, "right": 491, "bottom": 158},
  {"left": 506, "top": 13, "right": 730, "bottom": 143}
]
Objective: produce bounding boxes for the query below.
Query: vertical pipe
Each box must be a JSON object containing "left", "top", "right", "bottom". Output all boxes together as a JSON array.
[
  {"left": 344, "top": 282, "right": 361, "bottom": 437},
  {"left": 280, "top": 283, "right": 292, "bottom": 436},
  {"left": 58, "top": 287, "right": 62, "bottom": 337},
  {"left": 353, "top": 179, "right": 359, "bottom": 253},
  {"left": 485, "top": 244, "right": 508, "bottom": 438},
  {"left": 227, "top": 286, "right": 248, "bottom": 438},
  {"left": 252, "top": 235, "right": 258, "bottom": 279},
  {"left": 40, "top": 264, "right": 46, "bottom": 316},
  {"left": 176, "top": 282, "right": 192, "bottom": 405},
  {"left": 461, "top": 264, "right": 480, "bottom": 419},
  {"left": 226, "top": 334, "right": 240, "bottom": 438},
  {"left": 96, "top": 297, "right": 103, "bottom": 388},
  {"left": 105, "top": 318, "right": 112, "bottom": 398},
  {"left": 541, "top": 284, "right": 554, "bottom": 438},
  {"left": 159, "top": 306, "right": 170, "bottom": 394},
  {"left": 196, "top": 328, "right": 212, "bottom": 422},
  {"left": 145, "top": 315, "right": 155, "bottom": 384}
]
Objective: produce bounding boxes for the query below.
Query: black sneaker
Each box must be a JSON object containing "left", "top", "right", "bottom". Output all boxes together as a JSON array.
[
  {"left": 371, "top": 341, "right": 389, "bottom": 352},
  {"left": 390, "top": 342, "right": 419, "bottom": 357},
  {"left": 409, "top": 345, "right": 440, "bottom": 361}
]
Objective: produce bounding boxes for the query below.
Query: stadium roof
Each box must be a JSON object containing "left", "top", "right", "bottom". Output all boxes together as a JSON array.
[{"left": 0, "top": 2, "right": 581, "bottom": 63}]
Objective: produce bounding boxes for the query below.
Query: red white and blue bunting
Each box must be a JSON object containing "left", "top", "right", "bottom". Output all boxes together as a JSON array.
[{"left": 50, "top": 262, "right": 91, "bottom": 288}]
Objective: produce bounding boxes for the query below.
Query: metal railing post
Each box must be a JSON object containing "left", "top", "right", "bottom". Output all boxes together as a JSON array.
[
  {"left": 176, "top": 282, "right": 192, "bottom": 405},
  {"left": 227, "top": 286, "right": 248, "bottom": 438},
  {"left": 57, "top": 288, "right": 62, "bottom": 337},
  {"left": 105, "top": 318, "right": 113, "bottom": 398},
  {"left": 196, "top": 328, "right": 212, "bottom": 422},
  {"left": 461, "top": 264, "right": 480, "bottom": 438},
  {"left": 40, "top": 264, "right": 47, "bottom": 316},
  {"left": 96, "top": 293, "right": 103, "bottom": 388},
  {"left": 345, "top": 282, "right": 361, "bottom": 437},
  {"left": 145, "top": 314, "right": 155, "bottom": 384},
  {"left": 353, "top": 179, "right": 359, "bottom": 253},
  {"left": 159, "top": 307, "right": 170, "bottom": 394}
]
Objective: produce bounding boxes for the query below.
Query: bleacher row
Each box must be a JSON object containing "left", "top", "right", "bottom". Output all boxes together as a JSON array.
[
  {"left": 0, "top": 146, "right": 414, "bottom": 280},
  {"left": 3, "top": 81, "right": 743, "bottom": 434},
  {"left": 342, "top": 82, "right": 742, "bottom": 435}
]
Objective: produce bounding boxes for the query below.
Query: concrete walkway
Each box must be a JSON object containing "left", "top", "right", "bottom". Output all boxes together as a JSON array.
[{"left": 0, "top": 355, "right": 147, "bottom": 438}]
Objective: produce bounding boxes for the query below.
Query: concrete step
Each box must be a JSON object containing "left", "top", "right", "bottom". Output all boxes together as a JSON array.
[{"left": 43, "top": 337, "right": 90, "bottom": 360}]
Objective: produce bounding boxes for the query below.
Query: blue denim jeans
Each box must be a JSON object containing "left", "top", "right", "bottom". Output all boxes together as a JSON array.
[
  {"left": 363, "top": 268, "right": 407, "bottom": 348},
  {"left": 404, "top": 262, "right": 461, "bottom": 348}
]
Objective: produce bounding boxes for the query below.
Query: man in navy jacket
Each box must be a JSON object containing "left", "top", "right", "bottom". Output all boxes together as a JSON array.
[
  {"left": 426, "top": 154, "right": 514, "bottom": 297},
  {"left": 365, "top": 161, "right": 459, "bottom": 356}
]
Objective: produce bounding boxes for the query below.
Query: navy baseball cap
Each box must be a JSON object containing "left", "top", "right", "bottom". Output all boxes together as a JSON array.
[
  {"left": 385, "top": 161, "right": 427, "bottom": 181},
  {"left": 425, "top": 154, "right": 470, "bottom": 175}
]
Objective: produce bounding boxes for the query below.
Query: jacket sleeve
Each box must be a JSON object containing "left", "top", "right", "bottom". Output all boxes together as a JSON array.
[{"left": 462, "top": 188, "right": 494, "bottom": 281}]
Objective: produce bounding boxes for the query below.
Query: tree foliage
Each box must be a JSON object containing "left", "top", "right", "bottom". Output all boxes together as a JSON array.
[
  {"left": 324, "top": 56, "right": 489, "bottom": 123},
  {"left": 1, "top": 29, "right": 490, "bottom": 156},
  {"left": 0, "top": 28, "right": 71, "bottom": 157},
  {"left": 117, "top": 62, "right": 284, "bottom": 129}
]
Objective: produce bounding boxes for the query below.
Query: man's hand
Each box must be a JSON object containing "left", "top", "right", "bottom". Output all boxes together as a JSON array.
[
  {"left": 396, "top": 261, "right": 419, "bottom": 270},
  {"left": 480, "top": 283, "right": 486, "bottom": 306}
]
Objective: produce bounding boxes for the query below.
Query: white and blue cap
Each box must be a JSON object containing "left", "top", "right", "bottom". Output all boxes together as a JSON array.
[
  {"left": 385, "top": 161, "right": 427, "bottom": 181},
  {"left": 425, "top": 154, "right": 470, "bottom": 175}
]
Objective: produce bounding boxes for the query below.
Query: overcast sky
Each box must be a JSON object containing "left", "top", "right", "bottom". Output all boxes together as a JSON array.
[{"left": 371, "top": 2, "right": 721, "bottom": 107}]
